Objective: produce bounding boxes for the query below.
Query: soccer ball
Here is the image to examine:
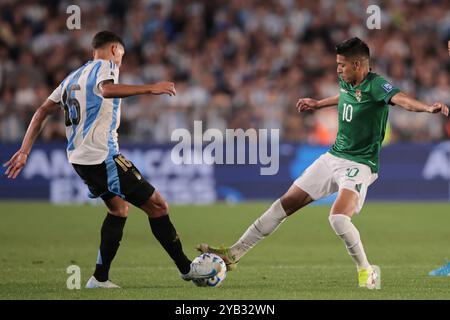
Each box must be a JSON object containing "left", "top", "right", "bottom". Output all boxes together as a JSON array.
[{"left": 192, "top": 253, "right": 227, "bottom": 287}]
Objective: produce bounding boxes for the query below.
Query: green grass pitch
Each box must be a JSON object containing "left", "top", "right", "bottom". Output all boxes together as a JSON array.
[{"left": 0, "top": 201, "right": 449, "bottom": 299}]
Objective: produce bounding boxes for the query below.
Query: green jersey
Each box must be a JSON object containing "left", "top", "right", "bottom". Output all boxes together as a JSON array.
[{"left": 329, "top": 72, "right": 400, "bottom": 173}]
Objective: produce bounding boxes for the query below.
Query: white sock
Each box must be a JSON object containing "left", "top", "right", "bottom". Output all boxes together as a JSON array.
[
  {"left": 230, "top": 199, "right": 287, "bottom": 261},
  {"left": 329, "top": 214, "right": 370, "bottom": 270}
]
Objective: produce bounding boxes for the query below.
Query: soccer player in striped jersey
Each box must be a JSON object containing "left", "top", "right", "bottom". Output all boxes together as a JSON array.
[
  {"left": 198, "top": 37, "right": 448, "bottom": 289},
  {"left": 4, "top": 31, "right": 221, "bottom": 288}
]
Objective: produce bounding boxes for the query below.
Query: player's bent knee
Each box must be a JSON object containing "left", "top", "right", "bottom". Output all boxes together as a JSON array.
[
  {"left": 330, "top": 189, "right": 358, "bottom": 216},
  {"left": 105, "top": 197, "right": 129, "bottom": 217},
  {"left": 163, "top": 201, "right": 169, "bottom": 212},
  {"left": 110, "top": 203, "right": 129, "bottom": 217},
  {"left": 151, "top": 191, "right": 169, "bottom": 211},
  {"left": 280, "top": 185, "right": 313, "bottom": 216},
  {"left": 330, "top": 203, "right": 356, "bottom": 217},
  {"left": 147, "top": 206, "right": 168, "bottom": 218},
  {"left": 280, "top": 196, "right": 297, "bottom": 215},
  {"left": 154, "top": 201, "right": 168, "bottom": 215},
  {"left": 141, "top": 191, "right": 169, "bottom": 218}
]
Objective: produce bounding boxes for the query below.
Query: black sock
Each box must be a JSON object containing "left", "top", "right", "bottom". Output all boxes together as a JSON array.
[
  {"left": 94, "top": 213, "right": 127, "bottom": 282},
  {"left": 149, "top": 215, "right": 192, "bottom": 275}
]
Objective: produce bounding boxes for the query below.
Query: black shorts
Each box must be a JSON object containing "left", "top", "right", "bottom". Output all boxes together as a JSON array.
[{"left": 72, "top": 154, "right": 155, "bottom": 207}]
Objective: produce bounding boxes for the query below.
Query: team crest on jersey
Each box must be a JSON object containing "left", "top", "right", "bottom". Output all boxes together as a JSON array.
[
  {"left": 382, "top": 83, "right": 393, "bottom": 93},
  {"left": 355, "top": 89, "right": 362, "bottom": 102}
]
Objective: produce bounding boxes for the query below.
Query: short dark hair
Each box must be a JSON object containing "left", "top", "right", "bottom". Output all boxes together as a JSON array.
[
  {"left": 92, "top": 31, "right": 124, "bottom": 49},
  {"left": 336, "top": 37, "right": 370, "bottom": 59}
]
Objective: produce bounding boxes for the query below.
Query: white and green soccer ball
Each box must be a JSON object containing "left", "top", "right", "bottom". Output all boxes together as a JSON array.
[{"left": 192, "top": 253, "right": 227, "bottom": 287}]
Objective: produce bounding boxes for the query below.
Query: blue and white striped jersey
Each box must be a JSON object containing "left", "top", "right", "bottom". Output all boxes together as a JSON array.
[{"left": 48, "top": 59, "right": 121, "bottom": 165}]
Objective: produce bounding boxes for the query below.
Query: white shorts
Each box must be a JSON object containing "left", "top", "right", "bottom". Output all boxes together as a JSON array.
[{"left": 294, "top": 152, "right": 378, "bottom": 213}]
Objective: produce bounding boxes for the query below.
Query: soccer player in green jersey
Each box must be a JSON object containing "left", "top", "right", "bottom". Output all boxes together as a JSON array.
[{"left": 198, "top": 37, "right": 449, "bottom": 289}]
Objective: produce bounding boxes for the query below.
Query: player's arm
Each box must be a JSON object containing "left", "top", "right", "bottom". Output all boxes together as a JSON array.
[
  {"left": 3, "top": 99, "right": 60, "bottom": 179},
  {"left": 99, "top": 80, "right": 176, "bottom": 98},
  {"left": 296, "top": 94, "right": 339, "bottom": 112},
  {"left": 390, "top": 92, "right": 449, "bottom": 116}
]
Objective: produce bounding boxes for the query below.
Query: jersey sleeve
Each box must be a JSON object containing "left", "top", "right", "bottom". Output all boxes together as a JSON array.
[
  {"left": 370, "top": 76, "right": 400, "bottom": 104},
  {"left": 96, "top": 60, "right": 119, "bottom": 89},
  {"left": 48, "top": 83, "right": 62, "bottom": 103}
]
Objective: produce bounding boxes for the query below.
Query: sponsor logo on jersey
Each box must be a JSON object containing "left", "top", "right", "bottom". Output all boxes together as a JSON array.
[
  {"left": 133, "top": 169, "right": 142, "bottom": 180},
  {"left": 382, "top": 83, "right": 393, "bottom": 93},
  {"left": 340, "top": 88, "right": 348, "bottom": 93},
  {"left": 355, "top": 89, "right": 362, "bottom": 102}
]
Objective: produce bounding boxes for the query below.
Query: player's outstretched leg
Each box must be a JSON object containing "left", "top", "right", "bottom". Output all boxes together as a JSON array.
[
  {"left": 198, "top": 185, "right": 313, "bottom": 271},
  {"left": 329, "top": 189, "right": 379, "bottom": 289},
  {"left": 197, "top": 199, "right": 287, "bottom": 271},
  {"left": 86, "top": 197, "right": 128, "bottom": 289},
  {"left": 140, "top": 191, "right": 221, "bottom": 281}
]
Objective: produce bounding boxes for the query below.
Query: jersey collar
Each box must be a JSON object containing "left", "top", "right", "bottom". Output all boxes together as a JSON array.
[{"left": 351, "top": 72, "right": 374, "bottom": 89}]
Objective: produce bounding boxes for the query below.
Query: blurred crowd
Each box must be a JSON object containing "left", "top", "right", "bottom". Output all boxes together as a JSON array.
[{"left": 0, "top": 0, "right": 449, "bottom": 145}]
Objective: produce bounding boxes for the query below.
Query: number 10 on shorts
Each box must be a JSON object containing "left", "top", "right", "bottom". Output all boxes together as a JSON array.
[{"left": 346, "top": 167, "right": 359, "bottom": 178}]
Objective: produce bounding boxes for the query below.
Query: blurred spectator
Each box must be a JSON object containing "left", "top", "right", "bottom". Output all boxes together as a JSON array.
[{"left": 0, "top": 0, "right": 449, "bottom": 145}]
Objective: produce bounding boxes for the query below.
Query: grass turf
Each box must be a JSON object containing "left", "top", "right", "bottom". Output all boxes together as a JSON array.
[{"left": 0, "top": 201, "right": 449, "bottom": 300}]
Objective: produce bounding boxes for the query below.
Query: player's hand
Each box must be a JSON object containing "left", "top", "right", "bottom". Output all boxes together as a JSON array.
[
  {"left": 3, "top": 150, "right": 28, "bottom": 179},
  {"left": 148, "top": 82, "right": 176, "bottom": 96},
  {"left": 428, "top": 102, "right": 449, "bottom": 116},
  {"left": 296, "top": 98, "right": 319, "bottom": 112}
]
